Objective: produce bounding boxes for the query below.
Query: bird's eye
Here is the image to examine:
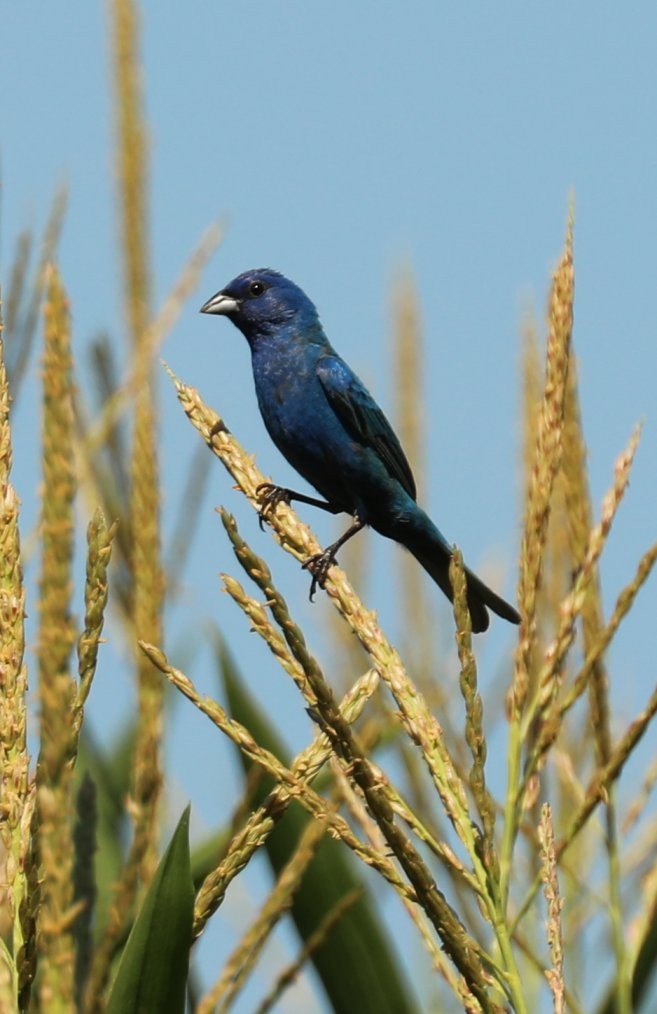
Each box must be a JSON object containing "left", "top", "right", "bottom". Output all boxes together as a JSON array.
[{"left": 249, "top": 281, "right": 265, "bottom": 297}]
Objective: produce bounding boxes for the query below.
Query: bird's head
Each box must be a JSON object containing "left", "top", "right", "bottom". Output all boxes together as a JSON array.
[{"left": 200, "top": 268, "right": 320, "bottom": 342}]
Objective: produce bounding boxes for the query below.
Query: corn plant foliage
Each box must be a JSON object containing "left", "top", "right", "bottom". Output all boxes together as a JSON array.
[
  {"left": 106, "top": 807, "right": 194, "bottom": 1014},
  {"left": 220, "top": 641, "right": 416, "bottom": 1014},
  {"left": 74, "top": 726, "right": 137, "bottom": 939}
]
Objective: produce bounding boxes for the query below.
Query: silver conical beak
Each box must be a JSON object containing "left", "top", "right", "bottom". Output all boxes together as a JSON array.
[{"left": 200, "top": 291, "right": 240, "bottom": 315}]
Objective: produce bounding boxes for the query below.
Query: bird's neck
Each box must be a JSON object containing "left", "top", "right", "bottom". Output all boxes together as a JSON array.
[
  {"left": 249, "top": 324, "right": 333, "bottom": 398},
  {"left": 249, "top": 319, "right": 332, "bottom": 356}
]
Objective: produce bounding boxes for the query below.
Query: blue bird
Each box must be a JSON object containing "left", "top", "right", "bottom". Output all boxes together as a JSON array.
[{"left": 201, "top": 269, "right": 520, "bottom": 632}]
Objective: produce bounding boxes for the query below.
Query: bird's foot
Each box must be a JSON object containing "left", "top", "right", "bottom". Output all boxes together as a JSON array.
[
  {"left": 256, "top": 483, "right": 291, "bottom": 531},
  {"left": 302, "top": 549, "right": 337, "bottom": 601}
]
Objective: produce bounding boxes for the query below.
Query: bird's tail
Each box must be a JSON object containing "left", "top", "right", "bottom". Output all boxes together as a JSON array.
[{"left": 405, "top": 528, "right": 520, "bottom": 634}]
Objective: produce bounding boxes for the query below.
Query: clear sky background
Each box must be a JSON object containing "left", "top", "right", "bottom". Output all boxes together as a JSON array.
[{"left": 2, "top": 3, "right": 657, "bottom": 1010}]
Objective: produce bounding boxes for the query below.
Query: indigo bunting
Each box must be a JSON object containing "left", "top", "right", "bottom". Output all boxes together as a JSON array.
[{"left": 201, "top": 269, "right": 519, "bottom": 632}]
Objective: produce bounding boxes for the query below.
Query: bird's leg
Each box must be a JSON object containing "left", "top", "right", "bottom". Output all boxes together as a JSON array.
[
  {"left": 256, "top": 482, "right": 343, "bottom": 531},
  {"left": 302, "top": 516, "right": 365, "bottom": 600}
]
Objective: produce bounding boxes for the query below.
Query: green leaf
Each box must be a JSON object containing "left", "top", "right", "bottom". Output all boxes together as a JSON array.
[
  {"left": 597, "top": 915, "right": 657, "bottom": 1014},
  {"left": 107, "top": 806, "right": 194, "bottom": 1014},
  {"left": 74, "top": 723, "right": 137, "bottom": 941},
  {"left": 217, "top": 638, "right": 416, "bottom": 1014}
]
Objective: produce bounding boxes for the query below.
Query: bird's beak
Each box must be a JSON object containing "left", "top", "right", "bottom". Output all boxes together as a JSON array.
[{"left": 199, "top": 291, "right": 240, "bottom": 315}]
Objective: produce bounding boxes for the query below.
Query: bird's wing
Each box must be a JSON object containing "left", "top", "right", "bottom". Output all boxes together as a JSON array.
[{"left": 316, "top": 354, "right": 417, "bottom": 500}]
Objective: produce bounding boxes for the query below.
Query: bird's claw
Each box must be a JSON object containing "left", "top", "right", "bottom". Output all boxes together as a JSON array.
[
  {"left": 256, "top": 482, "right": 291, "bottom": 531},
  {"left": 302, "top": 549, "right": 337, "bottom": 601}
]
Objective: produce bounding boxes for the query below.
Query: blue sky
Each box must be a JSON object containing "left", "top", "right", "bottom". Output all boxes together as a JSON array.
[{"left": 3, "top": 3, "right": 657, "bottom": 1009}]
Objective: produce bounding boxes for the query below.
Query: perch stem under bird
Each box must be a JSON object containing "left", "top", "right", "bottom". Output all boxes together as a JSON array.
[{"left": 201, "top": 268, "right": 519, "bottom": 633}]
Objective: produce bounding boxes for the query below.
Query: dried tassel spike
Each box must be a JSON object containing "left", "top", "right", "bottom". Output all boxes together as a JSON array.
[
  {"left": 36, "top": 265, "right": 77, "bottom": 1012},
  {"left": 538, "top": 804, "right": 565, "bottom": 1014},
  {"left": 0, "top": 330, "right": 33, "bottom": 1009}
]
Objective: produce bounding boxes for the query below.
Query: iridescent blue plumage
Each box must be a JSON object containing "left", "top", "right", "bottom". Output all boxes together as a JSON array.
[{"left": 200, "top": 268, "right": 519, "bottom": 632}]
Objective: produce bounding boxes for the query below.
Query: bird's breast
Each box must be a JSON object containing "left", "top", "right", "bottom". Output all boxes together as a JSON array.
[
  {"left": 250, "top": 344, "right": 357, "bottom": 509},
  {"left": 249, "top": 340, "right": 408, "bottom": 522}
]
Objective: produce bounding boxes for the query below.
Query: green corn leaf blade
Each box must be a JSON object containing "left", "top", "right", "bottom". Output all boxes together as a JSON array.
[
  {"left": 631, "top": 920, "right": 657, "bottom": 1012},
  {"left": 597, "top": 916, "right": 657, "bottom": 1014},
  {"left": 74, "top": 724, "right": 137, "bottom": 941},
  {"left": 218, "top": 638, "right": 416, "bottom": 1014},
  {"left": 107, "top": 806, "right": 194, "bottom": 1014}
]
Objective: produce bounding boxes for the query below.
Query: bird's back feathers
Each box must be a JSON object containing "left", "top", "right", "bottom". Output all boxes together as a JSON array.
[{"left": 316, "top": 355, "right": 417, "bottom": 500}]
